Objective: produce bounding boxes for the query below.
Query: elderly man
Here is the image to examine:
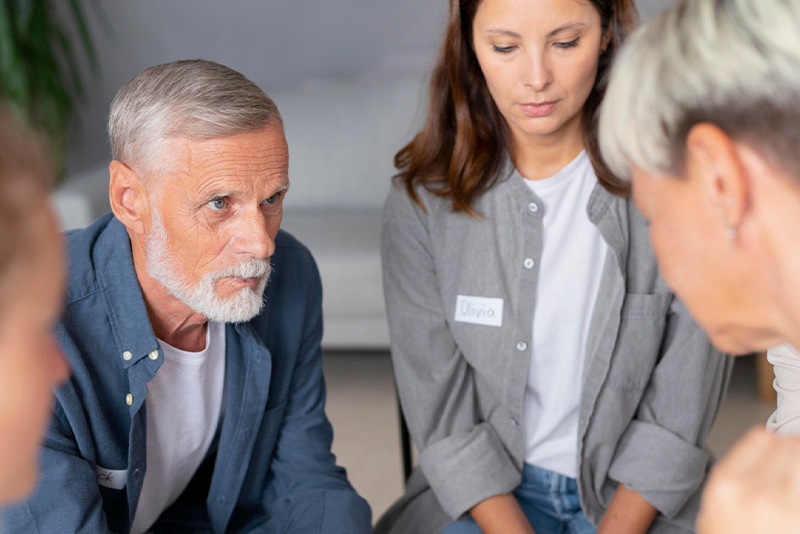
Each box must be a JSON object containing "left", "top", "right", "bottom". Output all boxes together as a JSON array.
[{"left": 0, "top": 60, "right": 372, "bottom": 534}]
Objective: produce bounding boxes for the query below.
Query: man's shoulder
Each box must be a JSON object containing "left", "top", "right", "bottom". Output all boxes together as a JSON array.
[
  {"left": 271, "top": 228, "right": 319, "bottom": 282},
  {"left": 61, "top": 212, "right": 117, "bottom": 305}
]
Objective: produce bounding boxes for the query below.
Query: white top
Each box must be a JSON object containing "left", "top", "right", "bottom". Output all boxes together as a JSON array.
[
  {"left": 520, "top": 151, "right": 608, "bottom": 478},
  {"left": 767, "top": 343, "right": 800, "bottom": 435},
  {"left": 130, "top": 321, "right": 226, "bottom": 534}
]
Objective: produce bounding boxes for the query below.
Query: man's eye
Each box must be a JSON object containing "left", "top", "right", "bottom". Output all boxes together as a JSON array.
[
  {"left": 207, "top": 198, "right": 227, "bottom": 211},
  {"left": 263, "top": 194, "right": 278, "bottom": 206}
]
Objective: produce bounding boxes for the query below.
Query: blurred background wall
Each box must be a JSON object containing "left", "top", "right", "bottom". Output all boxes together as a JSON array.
[
  {"left": 67, "top": 0, "right": 674, "bottom": 176},
  {"left": 68, "top": 0, "right": 448, "bottom": 175}
]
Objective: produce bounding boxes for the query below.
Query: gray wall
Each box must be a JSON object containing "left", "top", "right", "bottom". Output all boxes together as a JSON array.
[
  {"left": 68, "top": 0, "right": 448, "bottom": 175},
  {"left": 67, "top": 0, "right": 673, "bottom": 177}
]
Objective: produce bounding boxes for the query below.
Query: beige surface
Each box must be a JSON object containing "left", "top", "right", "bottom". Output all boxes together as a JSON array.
[{"left": 324, "top": 352, "right": 774, "bottom": 521}]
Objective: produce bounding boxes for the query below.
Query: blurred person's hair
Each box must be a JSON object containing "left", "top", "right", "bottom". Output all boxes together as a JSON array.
[
  {"left": 396, "top": 0, "right": 638, "bottom": 215},
  {"left": 108, "top": 59, "right": 282, "bottom": 179},
  {"left": 0, "top": 109, "right": 53, "bottom": 313},
  {"left": 600, "top": 0, "right": 800, "bottom": 181}
]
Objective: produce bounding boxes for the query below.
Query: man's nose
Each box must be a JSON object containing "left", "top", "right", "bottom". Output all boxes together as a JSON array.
[{"left": 231, "top": 209, "right": 276, "bottom": 260}]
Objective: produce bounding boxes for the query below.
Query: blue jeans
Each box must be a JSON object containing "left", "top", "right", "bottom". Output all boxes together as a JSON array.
[{"left": 438, "top": 464, "right": 596, "bottom": 534}]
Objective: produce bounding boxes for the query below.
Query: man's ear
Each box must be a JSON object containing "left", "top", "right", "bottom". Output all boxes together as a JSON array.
[
  {"left": 685, "top": 124, "right": 748, "bottom": 232},
  {"left": 109, "top": 161, "right": 151, "bottom": 236}
]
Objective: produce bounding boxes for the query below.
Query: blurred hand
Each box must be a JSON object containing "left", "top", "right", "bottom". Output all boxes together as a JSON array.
[{"left": 698, "top": 427, "right": 800, "bottom": 534}]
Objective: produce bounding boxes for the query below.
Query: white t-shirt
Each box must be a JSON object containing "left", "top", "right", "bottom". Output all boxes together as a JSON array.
[
  {"left": 521, "top": 151, "right": 608, "bottom": 478},
  {"left": 130, "top": 321, "right": 226, "bottom": 534}
]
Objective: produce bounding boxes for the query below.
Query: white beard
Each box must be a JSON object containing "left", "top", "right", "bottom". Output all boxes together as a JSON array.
[{"left": 145, "top": 210, "right": 271, "bottom": 323}]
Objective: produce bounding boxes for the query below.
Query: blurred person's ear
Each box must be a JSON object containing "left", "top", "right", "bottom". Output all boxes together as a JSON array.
[
  {"left": 109, "top": 160, "right": 151, "bottom": 236},
  {"left": 686, "top": 124, "right": 747, "bottom": 233}
]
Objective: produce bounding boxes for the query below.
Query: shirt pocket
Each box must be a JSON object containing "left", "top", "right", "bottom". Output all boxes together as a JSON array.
[{"left": 604, "top": 293, "right": 673, "bottom": 391}]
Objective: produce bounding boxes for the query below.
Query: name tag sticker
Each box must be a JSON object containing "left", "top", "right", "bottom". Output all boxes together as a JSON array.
[
  {"left": 454, "top": 295, "right": 504, "bottom": 327},
  {"left": 96, "top": 466, "right": 127, "bottom": 490}
]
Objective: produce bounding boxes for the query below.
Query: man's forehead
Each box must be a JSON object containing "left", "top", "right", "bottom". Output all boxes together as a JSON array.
[{"left": 165, "top": 130, "right": 289, "bottom": 187}]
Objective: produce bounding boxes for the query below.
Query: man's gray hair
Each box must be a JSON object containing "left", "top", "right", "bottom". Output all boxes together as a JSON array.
[
  {"left": 599, "top": 0, "right": 800, "bottom": 180},
  {"left": 109, "top": 59, "right": 282, "bottom": 176}
]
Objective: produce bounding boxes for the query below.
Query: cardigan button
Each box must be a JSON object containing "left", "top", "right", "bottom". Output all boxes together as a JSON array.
[
  {"left": 527, "top": 202, "right": 539, "bottom": 213},
  {"left": 516, "top": 341, "right": 528, "bottom": 352}
]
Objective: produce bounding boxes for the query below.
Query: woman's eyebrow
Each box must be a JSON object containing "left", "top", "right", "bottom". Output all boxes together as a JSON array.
[
  {"left": 486, "top": 28, "right": 523, "bottom": 38},
  {"left": 548, "top": 21, "right": 587, "bottom": 37},
  {"left": 485, "top": 21, "right": 588, "bottom": 39}
]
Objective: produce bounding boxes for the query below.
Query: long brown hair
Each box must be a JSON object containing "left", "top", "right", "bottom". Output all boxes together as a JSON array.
[{"left": 397, "top": 0, "right": 638, "bottom": 215}]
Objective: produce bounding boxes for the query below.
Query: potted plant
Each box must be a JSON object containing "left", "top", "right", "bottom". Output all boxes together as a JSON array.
[{"left": 0, "top": 0, "right": 100, "bottom": 179}]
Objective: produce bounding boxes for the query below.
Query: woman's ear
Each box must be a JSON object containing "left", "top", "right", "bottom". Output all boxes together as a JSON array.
[
  {"left": 601, "top": 28, "right": 613, "bottom": 54},
  {"left": 108, "top": 161, "right": 152, "bottom": 237},
  {"left": 685, "top": 124, "right": 748, "bottom": 235}
]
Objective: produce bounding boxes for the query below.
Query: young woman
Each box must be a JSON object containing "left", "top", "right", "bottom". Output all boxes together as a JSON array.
[
  {"left": 597, "top": 0, "right": 800, "bottom": 532},
  {"left": 375, "top": 1, "right": 732, "bottom": 533},
  {"left": 0, "top": 111, "right": 69, "bottom": 504}
]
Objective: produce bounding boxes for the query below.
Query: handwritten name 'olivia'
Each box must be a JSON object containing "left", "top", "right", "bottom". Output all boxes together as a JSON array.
[{"left": 454, "top": 295, "right": 503, "bottom": 327}]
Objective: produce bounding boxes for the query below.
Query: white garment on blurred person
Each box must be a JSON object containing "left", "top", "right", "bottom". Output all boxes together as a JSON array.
[{"left": 767, "top": 343, "right": 800, "bottom": 435}]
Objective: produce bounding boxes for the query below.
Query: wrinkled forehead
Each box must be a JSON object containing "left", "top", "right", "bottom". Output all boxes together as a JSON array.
[{"left": 154, "top": 127, "right": 289, "bottom": 197}]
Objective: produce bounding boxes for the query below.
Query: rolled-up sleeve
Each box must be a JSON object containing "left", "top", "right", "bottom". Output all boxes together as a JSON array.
[
  {"left": 607, "top": 297, "right": 734, "bottom": 519},
  {"left": 382, "top": 187, "right": 520, "bottom": 519}
]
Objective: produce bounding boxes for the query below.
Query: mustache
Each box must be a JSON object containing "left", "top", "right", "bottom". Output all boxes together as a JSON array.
[{"left": 210, "top": 259, "right": 272, "bottom": 282}]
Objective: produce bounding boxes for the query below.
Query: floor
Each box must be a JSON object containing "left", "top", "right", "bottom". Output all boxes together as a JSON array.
[{"left": 323, "top": 352, "right": 776, "bottom": 522}]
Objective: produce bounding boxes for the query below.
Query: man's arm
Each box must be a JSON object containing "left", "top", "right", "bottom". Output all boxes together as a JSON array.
[{"left": 259, "top": 252, "right": 371, "bottom": 534}]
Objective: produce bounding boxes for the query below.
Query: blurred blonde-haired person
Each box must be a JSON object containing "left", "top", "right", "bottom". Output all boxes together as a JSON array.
[
  {"left": 0, "top": 110, "right": 70, "bottom": 504},
  {"left": 599, "top": 0, "right": 800, "bottom": 532}
]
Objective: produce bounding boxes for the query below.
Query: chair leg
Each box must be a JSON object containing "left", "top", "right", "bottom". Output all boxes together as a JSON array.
[{"left": 397, "top": 390, "right": 414, "bottom": 483}]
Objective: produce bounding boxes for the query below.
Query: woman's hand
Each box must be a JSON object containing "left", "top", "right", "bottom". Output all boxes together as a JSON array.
[
  {"left": 596, "top": 483, "right": 657, "bottom": 534},
  {"left": 470, "top": 494, "right": 536, "bottom": 534},
  {"left": 697, "top": 427, "right": 800, "bottom": 534}
]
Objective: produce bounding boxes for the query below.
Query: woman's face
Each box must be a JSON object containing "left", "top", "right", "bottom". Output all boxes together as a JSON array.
[
  {"left": 0, "top": 206, "right": 69, "bottom": 502},
  {"left": 472, "top": 0, "right": 607, "bottom": 146},
  {"left": 631, "top": 140, "right": 782, "bottom": 355}
]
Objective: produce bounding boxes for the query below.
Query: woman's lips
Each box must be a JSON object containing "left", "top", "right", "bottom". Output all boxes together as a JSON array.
[{"left": 520, "top": 101, "right": 558, "bottom": 117}]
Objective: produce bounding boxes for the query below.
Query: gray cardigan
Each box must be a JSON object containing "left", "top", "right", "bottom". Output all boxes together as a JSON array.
[{"left": 376, "top": 168, "right": 733, "bottom": 534}]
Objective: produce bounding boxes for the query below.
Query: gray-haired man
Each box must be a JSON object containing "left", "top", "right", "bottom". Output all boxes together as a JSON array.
[{"left": 0, "top": 60, "right": 372, "bottom": 534}]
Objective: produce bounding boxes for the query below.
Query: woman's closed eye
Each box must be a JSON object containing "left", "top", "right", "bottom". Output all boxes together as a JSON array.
[
  {"left": 554, "top": 37, "right": 580, "bottom": 49},
  {"left": 492, "top": 45, "right": 516, "bottom": 54}
]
